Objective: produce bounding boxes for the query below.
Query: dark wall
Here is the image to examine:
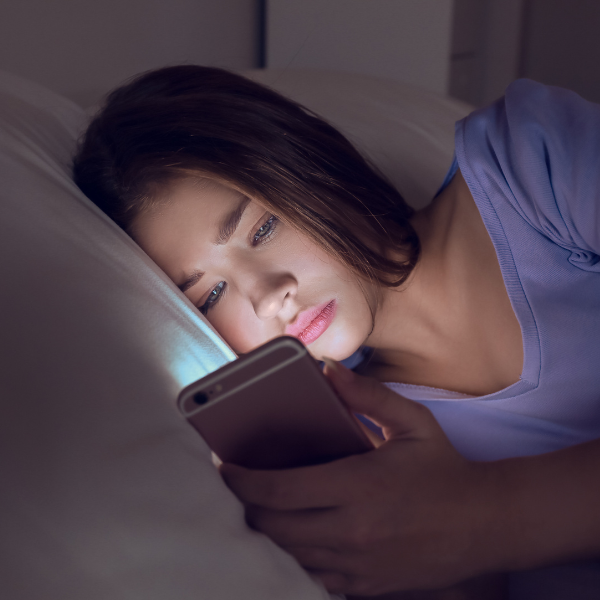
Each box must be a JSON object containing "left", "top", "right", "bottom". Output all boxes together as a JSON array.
[{"left": 521, "top": 0, "right": 600, "bottom": 103}]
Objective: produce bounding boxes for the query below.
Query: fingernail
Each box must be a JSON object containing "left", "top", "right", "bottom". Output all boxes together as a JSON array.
[{"left": 322, "top": 357, "right": 354, "bottom": 383}]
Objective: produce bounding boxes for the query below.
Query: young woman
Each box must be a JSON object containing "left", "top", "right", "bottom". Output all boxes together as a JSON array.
[{"left": 73, "top": 66, "right": 600, "bottom": 599}]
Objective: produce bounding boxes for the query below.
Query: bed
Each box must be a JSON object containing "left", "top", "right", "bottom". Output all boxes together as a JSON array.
[{"left": 0, "top": 67, "right": 472, "bottom": 598}]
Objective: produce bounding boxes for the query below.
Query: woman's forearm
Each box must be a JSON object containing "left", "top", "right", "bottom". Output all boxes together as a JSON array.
[{"left": 484, "top": 437, "right": 600, "bottom": 573}]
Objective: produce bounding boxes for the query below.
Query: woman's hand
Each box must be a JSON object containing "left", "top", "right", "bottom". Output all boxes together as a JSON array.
[{"left": 220, "top": 360, "right": 504, "bottom": 597}]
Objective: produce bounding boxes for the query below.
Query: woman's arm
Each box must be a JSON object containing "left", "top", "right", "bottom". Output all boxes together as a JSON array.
[
  {"left": 221, "top": 361, "right": 600, "bottom": 597},
  {"left": 489, "top": 430, "right": 600, "bottom": 572}
]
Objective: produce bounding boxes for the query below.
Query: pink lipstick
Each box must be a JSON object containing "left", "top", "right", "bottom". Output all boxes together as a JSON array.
[{"left": 285, "top": 300, "right": 336, "bottom": 346}]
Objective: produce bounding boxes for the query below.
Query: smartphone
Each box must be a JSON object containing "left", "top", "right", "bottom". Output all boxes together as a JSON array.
[{"left": 178, "top": 336, "right": 374, "bottom": 469}]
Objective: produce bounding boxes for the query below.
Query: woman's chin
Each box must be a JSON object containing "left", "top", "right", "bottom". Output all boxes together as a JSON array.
[
  {"left": 306, "top": 337, "right": 363, "bottom": 363},
  {"left": 231, "top": 331, "right": 363, "bottom": 363}
]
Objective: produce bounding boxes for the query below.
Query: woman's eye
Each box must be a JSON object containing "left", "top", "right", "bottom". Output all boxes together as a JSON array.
[
  {"left": 253, "top": 215, "right": 278, "bottom": 245},
  {"left": 199, "top": 281, "right": 226, "bottom": 314}
]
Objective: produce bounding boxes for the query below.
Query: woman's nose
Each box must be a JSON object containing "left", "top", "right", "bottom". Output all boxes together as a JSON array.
[{"left": 251, "top": 273, "right": 297, "bottom": 320}]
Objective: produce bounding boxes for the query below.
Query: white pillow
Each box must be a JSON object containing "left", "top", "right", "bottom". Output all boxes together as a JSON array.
[
  {"left": 0, "top": 70, "right": 333, "bottom": 600},
  {"left": 0, "top": 67, "right": 467, "bottom": 599}
]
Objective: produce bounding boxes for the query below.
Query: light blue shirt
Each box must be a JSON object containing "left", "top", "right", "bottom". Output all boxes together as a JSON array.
[{"left": 386, "top": 79, "right": 600, "bottom": 462}]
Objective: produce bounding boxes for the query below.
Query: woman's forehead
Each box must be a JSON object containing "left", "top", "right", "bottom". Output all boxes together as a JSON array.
[
  {"left": 130, "top": 177, "right": 262, "bottom": 268},
  {"left": 134, "top": 179, "right": 245, "bottom": 232},
  {"left": 165, "top": 175, "right": 244, "bottom": 203}
]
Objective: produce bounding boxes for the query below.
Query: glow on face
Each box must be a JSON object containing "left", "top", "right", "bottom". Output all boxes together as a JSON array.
[{"left": 132, "top": 179, "right": 377, "bottom": 360}]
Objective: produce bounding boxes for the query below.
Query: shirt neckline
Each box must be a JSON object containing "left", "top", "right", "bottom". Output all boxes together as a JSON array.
[{"left": 384, "top": 152, "right": 541, "bottom": 403}]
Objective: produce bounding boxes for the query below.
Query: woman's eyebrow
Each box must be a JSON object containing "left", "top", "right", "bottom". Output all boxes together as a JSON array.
[
  {"left": 178, "top": 269, "right": 204, "bottom": 293},
  {"left": 215, "top": 196, "right": 251, "bottom": 245},
  {"left": 177, "top": 196, "right": 251, "bottom": 293}
]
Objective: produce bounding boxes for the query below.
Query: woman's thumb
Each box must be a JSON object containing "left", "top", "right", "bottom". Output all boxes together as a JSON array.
[{"left": 322, "top": 357, "right": 436, "bottom": 440}]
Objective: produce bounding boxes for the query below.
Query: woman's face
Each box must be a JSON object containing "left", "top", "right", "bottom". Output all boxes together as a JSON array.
[{"left": 132, "top": 179, "right": 377, "bottom": 360}]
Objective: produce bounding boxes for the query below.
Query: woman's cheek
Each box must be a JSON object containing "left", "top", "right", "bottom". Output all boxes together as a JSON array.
[{"left": 206, "top": 306, "right": 264, "bottom": 354}]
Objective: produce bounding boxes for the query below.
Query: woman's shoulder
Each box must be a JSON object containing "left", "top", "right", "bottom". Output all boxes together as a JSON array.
[{"left": 456, "top": 79, "right": 600, "bottom": 268}]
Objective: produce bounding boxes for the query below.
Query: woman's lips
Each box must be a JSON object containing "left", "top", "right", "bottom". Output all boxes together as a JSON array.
[{"left": 285, "top": 300, "right": 336, "bottom": 346}]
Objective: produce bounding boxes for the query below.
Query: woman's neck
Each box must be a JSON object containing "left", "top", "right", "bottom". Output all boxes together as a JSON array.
[
  {"left": 365, "top": 175, "right": 459, "bottom": 367},
  {"left": 362, "top": 170, "right": 523, "bottom": 395}
]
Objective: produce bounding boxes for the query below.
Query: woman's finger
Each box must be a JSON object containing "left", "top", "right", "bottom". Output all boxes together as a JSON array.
[
  {"left": 220, "top": 459, "right": 354, "bottom": 510},
  {"left": 323, "top": 358, "right": 439, "bottom": 441},
  {"left": 285, "top": 545, "right": 345, "bottom": 570},
  {"left": 308, "top": 568, "right": 380, "bottom": 598},
  {"left": 246, "top": 505, "right": 342, "bottom": 548},
  {"left": 307, "top": 570, "right": 352, "bottom": 596}
]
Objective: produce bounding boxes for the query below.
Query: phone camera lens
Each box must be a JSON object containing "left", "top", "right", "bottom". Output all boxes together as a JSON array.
[{"left": 193, "top": 391, "right": 210, "bottom": 406}]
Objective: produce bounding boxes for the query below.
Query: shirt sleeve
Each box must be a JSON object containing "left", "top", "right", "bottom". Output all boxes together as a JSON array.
[{"left": 457, "top": 78, "right": 600, "bottom": 271}]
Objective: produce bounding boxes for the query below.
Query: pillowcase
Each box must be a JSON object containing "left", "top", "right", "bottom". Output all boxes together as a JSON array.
[{"left": 0, "top": 69, "right": 333, "bottom": 600}]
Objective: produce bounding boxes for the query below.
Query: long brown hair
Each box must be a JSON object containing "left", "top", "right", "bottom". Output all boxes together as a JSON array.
[{"left": 73, "top": 65, "right": 419, "bottom": 288}]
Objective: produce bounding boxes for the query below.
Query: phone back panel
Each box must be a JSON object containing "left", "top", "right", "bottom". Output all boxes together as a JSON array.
[{"left": 178, "top": 337, "right": 372, "bottom": 469}]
